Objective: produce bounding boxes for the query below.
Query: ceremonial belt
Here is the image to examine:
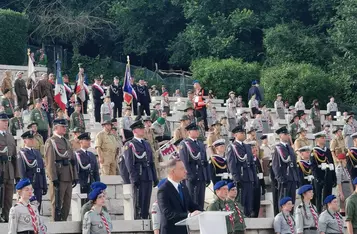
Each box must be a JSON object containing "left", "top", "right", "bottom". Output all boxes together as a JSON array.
[
  {"left": 0, "top": 155, "right": 13, "bottom": 162},
  {"left": 304, "top": 227, "right": 317, "bottom": 230},
  {"left": 55, "top": 159, "right": 75, "bottom": 166}
]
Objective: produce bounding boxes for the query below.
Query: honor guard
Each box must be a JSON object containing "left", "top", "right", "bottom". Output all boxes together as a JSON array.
[
  {"left": 17, "top": 131, "right": 47, "bottom": 212},
  {"left": 70, "top": 128, "right": 82, "bottom": 152},
  {"left": 8, "top": 178, "right": 46, "bottom": 234},
  {"left": 272, "top": 126, "right": 299, "bottom": 206},
  {"left": 310, "top": 132, "right": 336, "bottom": 213},
  {"left": 318, "top": 195, "right": 344, "bottom": 234},
  {"left": 178, "top": 122, "right": 210, "bottom": 210},
  {"left": 209, "top": 139, "right": 231, "bottom": 185},
  {"left": 9, "top": 107, "right": 23, "bottom": 136},
  {"left": 27, "top": 122, "right": 45, "bottom": 157},
  {"left": 82, "top": 184, "right": 113, "bottom": 234},
  {"left": 2, "top": 89, "right": 15, "bottom": 118},
  {"left": 44, "top": 118, "right": 78, "bottom": 221},
  {"left": 124, "top": 120, "right": 158, "bottom": 219},
  {"left": 0, "top": 112, "right": 18, "bottom": 222},
  {"left": 30, "top": 98, "right": 50, "bottom": 142},
  {"left": 226, "top": 126, "right": 258, "bottom": 217},
  {"left": 297, "top": 146, "right": 315, "bottom": 186},
  {"left": 69, "top": 102, "right": 86, "bottom": 133},
  {"left": 226, "top": 182, "right": 247, "bottom": 234},
  {"left": 295, "top": 185, "right": 319, "bottom": 234},
  {"left": 109, "top": 76, "right": 123, "bottom": 118},
  {"left": 76, "top": 132, "right": 100, "bottom": 201},
  {"left": 274, "top": 197, "right": 296, "bottom": 234},
  {"left": 347, "top": 132, "right": 357, "bottom": 180},
  {"left": 270, "top": 154, "right": 279, "bottom": 216},
  {"left": 92, "top": 77, "right": 105, "bottom": 123},
  {"left": 95, "top": 120, "right": 118, "bottom": 176}
]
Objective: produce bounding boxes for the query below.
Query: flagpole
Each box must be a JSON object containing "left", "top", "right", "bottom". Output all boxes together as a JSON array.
[
  {"left": 127, "top": 55, "right": 134, "bottom": 117},
  {"left": 28, "top": 48, "right": 36, "bottom": 104}
]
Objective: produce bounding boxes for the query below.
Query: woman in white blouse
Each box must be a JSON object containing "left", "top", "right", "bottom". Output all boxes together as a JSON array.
[{"left": 295, "top": 96, "right": 305, "bottom": 116}]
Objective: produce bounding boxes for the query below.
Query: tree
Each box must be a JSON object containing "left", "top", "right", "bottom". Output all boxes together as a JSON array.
[{"left": 190, "top": 58, "right": 260, "bottom": 100}]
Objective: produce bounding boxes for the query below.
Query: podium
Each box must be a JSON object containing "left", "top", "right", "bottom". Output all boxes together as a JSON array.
[{"left": 175, "top": 211, "right": 232, "bottom": 234}]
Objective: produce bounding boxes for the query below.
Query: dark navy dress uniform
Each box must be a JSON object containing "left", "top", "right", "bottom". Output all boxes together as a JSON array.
[
  {"left": 272, "top": 127, "right": 300, "bottom": 206},
  {"left": 109, "top": 78, "right": 123, "bottom": 118},
  {"left": 178, "top": 123, "right": 210, "bottom": 210},
  {"left": 124, "top": 121, "right": 158, "bottom": 219},
  {"left": 92, "top": 79, "right": 105, "bottom": 123},
  {"left": 209, "top": 139, "right": 231, "bottom": 185},
  {"left": 347, "top": 146, "right": 357, "bottom": 181},
  {"left": 310, "top": 143, "right": 336, "bottom": 213},
  {"left": 16, "top": 131, "right": 47, "bottom": 212},
  {"left": 226, "top": 126, "right": 258, "bottom": 217},
  {"left": 251, "top": 144, "right": 265, "bottom": 218},
  {"left": 75, "top": 133, "right": 100, "bottom": 200}
]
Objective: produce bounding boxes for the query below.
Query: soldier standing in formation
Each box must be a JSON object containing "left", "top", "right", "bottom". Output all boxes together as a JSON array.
[
  {"left": 294, "top": 128, "right": 310, "bottom": 155},
  {"left": 295, "top": 185, "right": 319, "bottom": 234},
  {"left": 0, "top": 112, "right": 18, "bottom": 222},
  {"left": 30, "top": 99, "right": 50, "bottom": 142},
  {"left": 124, "top": 120, "right": 158, "bottom": 219},
  {"left": 274, "top": 197, "right": 296, "bottom": 234},
  {"left": 2, "top": 89, "right": 15, "bottom": 118},
  {"left": 17, "top": 130, "right": 47, "bottom": 211},
  {"left": 27, "top": 122, "right": 45, "bottom": 157},
  {"left": 95, "top": 120, "right": 118, "bottom": 176},
  {"left": 69, "top": 102, "right": 86, "bottom": 133},
  {"left": 209, "top": 139, "right": 230, "bottom": 185},
  {"left": 272, "top": 126, "right": 299, "bottom": 205},
  {"left": 82, "top": 183, "right": 113, "bottom": 234},
  {"left": 9, "top": 107, "right": 23, "bottom": 136},
  {"left": 70, "top": 128, "right": 82, "bottom": 152},
  {"left": 226, "top": 126, "right": 258, "bottom": 217},
  {"left": 109, "top": 76, "right": 123, "bottom": 118},
  {"left": 45, "top": 118, "right": 78, "bottom": 221},
  {"left": 330, "top": 127, "right": 346, "bottom": 163},
  {"left": 178, "top": 123, "right": 210, "bottom": 209},
  {"left": 38, "top": 73, "right": 54, "bottom": 108},
  {"left": 92, "top": 77, "right": 105, "bottom": 123},
  {"left": 347, "top": 132, "right": 357, "bottom": 181},
  {"left": 318, "top": 195, "right": 345, "bottom": 234},
  {"left": 296, "top": 146, "right": 315, "bottom": 186},
  {"left": 76, "top": 132, "right": 100, "bottom": 204},
  {"left": 137, "top": 79, "right": 151, "bottom": 117},
  {"left": 8, "top": 178, "right": 46, "bottom": 233},
  {"left": 311, "top": 132, "right": 336, "bottom": 213},
  {"left": 14, "top": 71, "right": 28, "bottom": 111},
  {"left": 173, "top": 115, "right": 189, "bottom": 142}
]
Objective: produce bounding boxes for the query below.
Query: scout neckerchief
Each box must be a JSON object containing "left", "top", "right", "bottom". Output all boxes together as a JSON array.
[
  {"left": 283, "top": 212, "right": 295, "bottom": 234},
  {"left": 95, "top": 208, "right": 110, "bottom": 234},
  {"left": 17, "top": 117, "right": 22, "bottom": 129},
  {"left": 20, "top": 202, "right": 38, "bottom": 234},
  {"left": 224, "top": 202, "right": 235, "bottom": 228},
  {"left": 308, "top": 204, "right": 318, "bottom": 228},
  {"left": 77, "top": 112, "right": 83, "bottom": 126},
  {"left": 7, "top": 98, "right": 14, "bottom": 114},
  {"left": 233, "top": 202, "right": 244, "bottom": 223},
  {"left": 327, "top": 209, "right": 343, "bottom": 233},
  {"left": 38, "top": 108, "right": 44, "bottom": 121}
]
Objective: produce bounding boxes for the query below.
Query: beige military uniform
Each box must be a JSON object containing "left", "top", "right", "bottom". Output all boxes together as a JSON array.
[
  {"left": 95, "top": 130, "right": 118, "bottom": 175},
  {"left": 33, "top": 132, "right": 44, "bottom": 157},
  {"left": 1, "top": 77, "right": 13, "bottom": 96},
  {"left": 70, "top": 138, "right": 81, "bottom": 152},
  {"left": 294, "top": 137, "right": 310, "bottom": 159},
  {"left": 0, "top": 132, "right": 18, "bottom": 222},
  {"left": 144, "top": 127, "right": 162, "bottom": 179},
  {"left": 45, "top": 134, "right": 78, "bottom": 221},
  {"left": 330, "top": 136, "right": 346, "bottom": 163},
  {"left": 206, "top": 131, "right": 221, "bottom": 158},
  {"left": 173, "top": 126, "right": 187, "bottom": 142}
]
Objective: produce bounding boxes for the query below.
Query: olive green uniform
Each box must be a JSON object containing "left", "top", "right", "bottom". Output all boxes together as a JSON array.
[
  {"left": 70, "top": 112, "right": 86, "bottom": 133},
  {"left": 346, "top": 192, "right": 357, "bottom": 233},
  {"left": 9, "top": 116, "right": 24, "bottom": 136},
  {"left": 30, "top": 109, "right": 49, "bottom": 132},
  {"left": 1, "top": 98, "right": 15, "bottom": 117},
  {"left": 226, "top": 199, "right": 246, "bottom": 234}
]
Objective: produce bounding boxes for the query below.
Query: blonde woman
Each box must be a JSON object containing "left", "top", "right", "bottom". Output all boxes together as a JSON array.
[{"left": 8, "top": 178, "right": 46, "bottom": 234}]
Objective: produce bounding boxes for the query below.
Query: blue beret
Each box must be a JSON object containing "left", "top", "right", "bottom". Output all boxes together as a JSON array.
[
  {"left": 193, "top": 80, "right": 199, "bottom": 84},
  {"left": 252, "top": 80, "right": 257, "bottom": 85},
  {"left": 16, "top": 178, "right": 31, "bottom": 190},
  {"left": 227, "top": 182, "right": 236, "bottom": 191},
  {"left": 298, "top": 184, "right": 313, "bottom": 195},
  {"left": 324, "top": 195, "right": 336, "bottom": 205},
  {"left": 214, "top": 181, "right": 227, "bottom": 191},
  {"left": 279, "top": 197, "right": 292, "bottom": 207},
  {"left": 353, "top": 177, "right": 357, "bottom": 185},
  {"left": 88, "top": 188, "right": 105, "bottom": 201},
  {"left": 90, "top": 182, "right": 107, "bottom": 191},
  {"left": 157, "top": 178, "right": 167, "bottom": 189}
]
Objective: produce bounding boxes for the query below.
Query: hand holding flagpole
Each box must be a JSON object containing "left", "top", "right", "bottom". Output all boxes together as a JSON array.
[{"left": 127, "top": 55, "right": 130, "bottom": 65}]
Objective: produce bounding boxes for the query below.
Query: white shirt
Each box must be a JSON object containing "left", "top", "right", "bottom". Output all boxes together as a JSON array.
[
  {"left": 53, "top": 133, "right": 64, "bottom": 139},
  {"left": 134, "top": 137, "right": 143, "bottom": 143},
  {"left": 81, "top": 148, "right": 88, "bottom": 153},
  {"left": 280, "top": 142, "right": 287, "bottom": 147},
  {"left": 235, "top": 140, "right": 243, "bottom": 145},
  {"left": 167, "top": 177, "right": 180, "bottom": 193}
]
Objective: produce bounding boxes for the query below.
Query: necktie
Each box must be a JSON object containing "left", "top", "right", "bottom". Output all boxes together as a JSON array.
[
  {"left": 39, "top": 109, "right": 44, "bottom": 121},
  {"left": 309, "top": 206, "right": 318, "bottom": 228},
  {"left": 335, "top": 213, "right": 342, "bottom": 233},
  {"left": 27, "top": 204, "right": 38, "bottom": 233},
  {"left": 286, "top": 216, "right": 294, "bottom": 234},
  {"left": 79, "top": 113, "right": 83, "bottom": 126},
  {"left": 7, "top": 98, "right": 14, "bottom": 115},
  {"left": 224, "top": 203, "right": 234, "bottom": 227},
  {"left": 178, "top": 184, "right": 184, "bottom": 202},
  {"left": 100, "top": 213, "right": 110, "bottom": 234},
  {"left": 17, "top": 118, "right": 22, "bottom": 129}
]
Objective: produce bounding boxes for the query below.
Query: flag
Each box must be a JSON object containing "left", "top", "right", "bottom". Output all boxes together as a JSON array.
[
  {"left": 27, "top": 50, "right": 35, "bottom": 82},
  {"left": 123, "top": 63, "right": 137, "bottom": 105},
  {"left": 74, "top": 74, "right": 86, "bottom": 102},
  {"left": 54, "top": 60, "right": 67, "bottom": 110}
]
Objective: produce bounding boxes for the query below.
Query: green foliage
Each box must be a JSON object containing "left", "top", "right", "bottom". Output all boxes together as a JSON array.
[
  {"left": 0, "top": 9, "right": 28, "bottom": 65},
  {"left": 191, "top": 58, "right": 260, "bottom": 100},
  {"left": 261, "top": 63, "right": 339, "bottom": 107}
]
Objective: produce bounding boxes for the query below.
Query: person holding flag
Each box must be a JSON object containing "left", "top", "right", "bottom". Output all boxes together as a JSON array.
[
  {"left": 123, "top": 56, "right": 137, "bottom": 108},
  {"left": 75, "top": 65, "right": 90, "bottom": 114},
  {"left": 54, "top": 59, "right": 67, "bottom": 112}
]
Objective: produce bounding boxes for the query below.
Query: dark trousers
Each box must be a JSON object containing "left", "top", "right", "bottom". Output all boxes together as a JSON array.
[
  {"left": 139, "top": 103, "right": 151, "bottom": 116},
  {"left": 271, "top": 179, "right": 279, "bottom": 216},
  {"left": 240, "top": 182, "right": 254, "bottom": 216},
  {"left": 2, "top": 179, "right": 14, "bottom": 222},
  {"left": 34, "top": 188, "right": 43, "bottom": 213},
  {"left": 278, "top": 181, "right": 297, "bottom": 206},
  {"left": 252, "top": 184, "right": 261, "bottom": 217},
  {"left": 132, "top": 99, "right": 138, "bottom": 115},
  {"left": 77, "top": 98, "right": 88, "bottom": 114},
  {"left": 113, "top": 101, "right": 122, "bottom": 118},
  {"left": 133, "top": 181, "right": 152, "bottom": 219},
  {"left": 80, "top": 184, "right": 90, "bottom": 206},
  {"left": 94, "top": 101, "right": 102, "bottom": 123},
  {"left": 314, "top": 181, "right": 333, "bottom": 213},
  {"left": 195, "top": 107, "right": 208, "bottom": 131},
  {"left": 18, "top": 95, "right": 28, "bottom": 110},
  {"left": 185, "top": 179, "right": 206, "bottom": 210},
  {"left": 38, "top": 130, "right": 48, "bottom": 142}
]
